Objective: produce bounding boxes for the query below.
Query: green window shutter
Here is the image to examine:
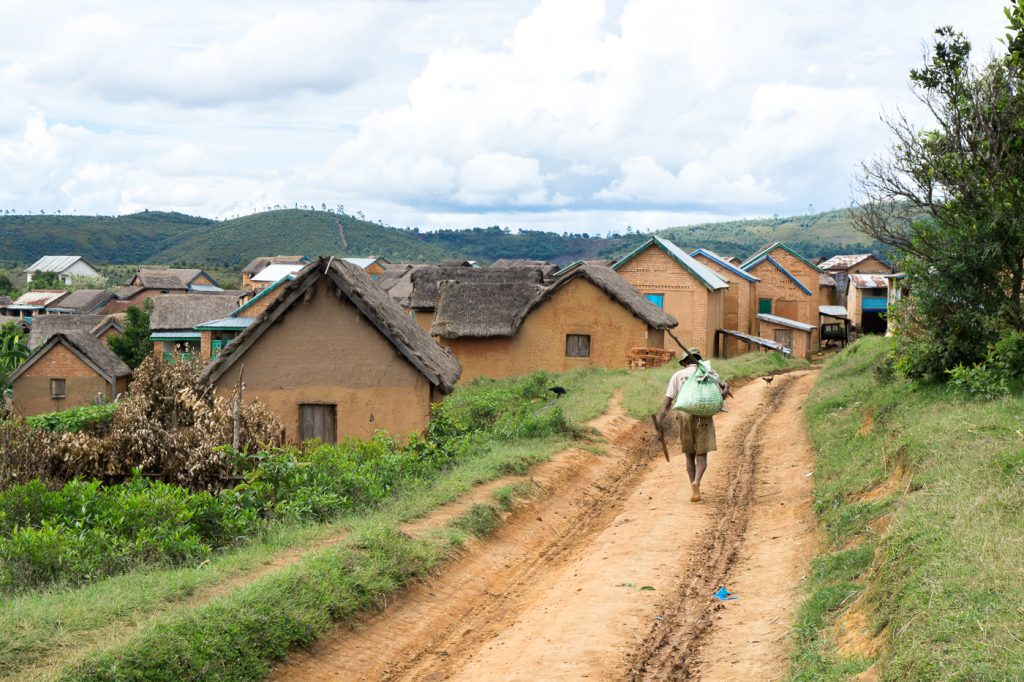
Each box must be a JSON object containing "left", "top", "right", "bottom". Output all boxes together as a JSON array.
[{"left": 758, "top": 298, "right": 772, "bottom": 314}]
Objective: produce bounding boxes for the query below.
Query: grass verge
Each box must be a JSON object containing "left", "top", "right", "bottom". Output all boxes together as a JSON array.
[{"left": 789, "top": 337, "right": 1024, "bottom": 680}]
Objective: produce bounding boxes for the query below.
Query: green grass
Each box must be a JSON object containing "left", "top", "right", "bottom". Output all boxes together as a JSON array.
[{"left": 790, "top": 337, "right": 1024, "bottom": 681}]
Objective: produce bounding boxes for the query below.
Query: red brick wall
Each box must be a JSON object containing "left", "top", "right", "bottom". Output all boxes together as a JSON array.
[
  {"left": 693, "top": 254, "right": 757, "bottom": 356},
  {"left": 616, "top": 245, "right": 723, "bottom": 356},
  {"left": 12, "top": 345, "right": 112, "bottom": 416},
  {"left": 747, "top": 247, "right": 820, "bottom": 350}
]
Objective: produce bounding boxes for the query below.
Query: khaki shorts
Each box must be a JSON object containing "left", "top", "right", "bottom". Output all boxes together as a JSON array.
[{"left": 676, "top": 412, "right": 717, "bottom": 455}]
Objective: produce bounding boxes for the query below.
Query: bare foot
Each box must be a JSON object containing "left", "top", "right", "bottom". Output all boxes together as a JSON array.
[{"left": 690, "top": 484, "right": 701, "bottom": 502}]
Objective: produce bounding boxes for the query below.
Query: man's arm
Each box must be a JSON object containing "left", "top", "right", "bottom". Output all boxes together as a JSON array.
[{"left": 655, "top": 396, "right": 673, "bottom": 424}]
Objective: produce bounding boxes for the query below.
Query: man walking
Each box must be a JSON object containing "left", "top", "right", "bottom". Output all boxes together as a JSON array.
[{"left": 655, "top": 350, "right": 726, "bottom": 503}]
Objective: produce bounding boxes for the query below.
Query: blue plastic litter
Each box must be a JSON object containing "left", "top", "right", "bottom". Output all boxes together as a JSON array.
[{"left": 713, "top": 586, "right": 738, "bottom": 601}]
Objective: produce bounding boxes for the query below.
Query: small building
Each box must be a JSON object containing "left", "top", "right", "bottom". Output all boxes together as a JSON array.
[
  {"left": 613, "top": 237, "right": 728, "bottom": 357},
  {"left": 818, "top": 254, "right": 893, "bottom": 300},
  {"left": 342, "top": 257, "right": 392, "bottom": 280},
  {"left": 149, "top": 294, "right": 240, "bottom": 361},
  {"left": 24, "top": 256, "right": 100, "bottom": 285},
  {"left": 430, "top": 263, "right": 677, "bottom": 381},
  {"left": 847, "top": 273, "right": 891, "bottom": 334},
  {"left": 5, "top": 290, "right": 71, "bottom": 319},
  {"left": 755, "top": 313, "right": 815, "bottom": 360},
  {"left": 241, "top": 256, "right": 310, "bottom": 289},
  {"left": 741, "top": 242, "right": 824, "bottom": 351},
  {"left": 690, "top": 248, "right": 759, "bottom": 357},
  {"left": 10, "top": 331, "right": 131, "bottom": 416},
  {"left": 199, "top": 258, "right": 461, "bottom": 443}
]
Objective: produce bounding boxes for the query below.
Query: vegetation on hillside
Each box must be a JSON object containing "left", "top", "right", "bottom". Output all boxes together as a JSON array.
[
  {"left": 792, "top": 337, "right": 1024, "bottom": 680},
  {"left": 0, "top": 205, "right": 884, "bottom": 272}
]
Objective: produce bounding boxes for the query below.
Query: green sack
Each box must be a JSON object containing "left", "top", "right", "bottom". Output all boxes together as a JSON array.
[{"left": 672, "top": 361, "right": 724, "bottom": 417}]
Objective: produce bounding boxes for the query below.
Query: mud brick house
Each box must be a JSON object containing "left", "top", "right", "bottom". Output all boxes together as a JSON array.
[
  {"left": 24, "top": 255, "right": 100, "bottom": 285},
  {"left": 115, "top": 268, "right": 224, "bottom": 307},
  {"left": 741, "top": 242, "right": 824, "bottom": 351},
  {"left": 241, "top": 256, "right": 310, "bottom": 288},
  {"left": 407, "top": 266, "right": 545, "bottom": 334},
  {"left": 818, "top": 254, "right": 893, "bottom": 300},
  {"left": 755, "top": 314, "right": 815, "bottom": 360},
  {"left": 199, "top": 258, "right": 461, "bottom": 443},
  {"left": 10, "top": 331, "right": 131, "bottom": 416},
  {"left": 429, "top": 263, "right": 677, "bottom": 381},
  {"left": 690, "top": 248, "right": 759, "bottom": 357},
  {"left": 612, "top": 237, "right": 728, "bottom": 357},
  {"left": 194, "top": 275, "right": 297, "bottom": 361},
  {"left": 149, "top": 294, "right": 240, "bottom": 360}
]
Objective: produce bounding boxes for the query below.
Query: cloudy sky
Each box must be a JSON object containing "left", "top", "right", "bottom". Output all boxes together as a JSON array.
[{"left": 0, "top": 0, "right": 1009, "bottom": 233}]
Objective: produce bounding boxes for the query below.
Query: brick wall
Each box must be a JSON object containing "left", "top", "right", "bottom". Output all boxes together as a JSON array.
[
  {"left": 693, "top": 255, "right": 757, "bottom": 356},
  {"left": 237, "top": 286, "right": 285, "bottom": 318},
  {"left": 616, "top": 245, "right": 723, "bottom": 356},
  {"left": 12, "top": 344, "right": 112, "bottom": 416},
  {"left": 756, "top": 319, "right": 813, "bottom": 360},
  {"left": 747, "top": 247, "right": 820, "bottom": 350}
]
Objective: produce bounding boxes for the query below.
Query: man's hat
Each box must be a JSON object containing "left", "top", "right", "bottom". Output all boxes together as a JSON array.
[{"left": 679, "top": 348, "right": 702, "bottom": 365}]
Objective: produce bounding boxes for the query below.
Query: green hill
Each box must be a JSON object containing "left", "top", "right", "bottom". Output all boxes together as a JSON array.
[{"left": 0, "top": 206, "right": 881, "bottom": 271}]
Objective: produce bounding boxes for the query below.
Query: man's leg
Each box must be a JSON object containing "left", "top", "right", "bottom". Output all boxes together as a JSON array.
[
  {"left": 684, "top": 453, "right": 696, "bottom": 484},
  {"left": 693, "top": 454, "right": 708, "bottom": 486}
]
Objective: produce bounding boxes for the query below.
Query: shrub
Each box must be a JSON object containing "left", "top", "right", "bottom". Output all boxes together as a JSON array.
[
  {"left": 946, "top": 329, "right": 1024, "bottom": 399},
  {"left": 25, "top": 403, "right": 117, "bottom": 433}
]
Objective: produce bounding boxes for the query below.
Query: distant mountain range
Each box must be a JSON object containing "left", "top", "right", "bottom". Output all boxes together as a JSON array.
[{"left": 0, "top": 206, "right": 881, "bottom": 270}]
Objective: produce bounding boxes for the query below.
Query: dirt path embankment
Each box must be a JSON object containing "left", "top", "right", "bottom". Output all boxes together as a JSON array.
[{"left": 272, "top": 370, "right": 819, "bottom": 681}]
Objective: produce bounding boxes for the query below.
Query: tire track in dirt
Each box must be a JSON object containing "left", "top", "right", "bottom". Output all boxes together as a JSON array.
[
  {"left": 271, "top": 371, "right": 819, "bottom": 682},
  {"left": 627, "top": 370, "right": 818, "bottom": 681}
]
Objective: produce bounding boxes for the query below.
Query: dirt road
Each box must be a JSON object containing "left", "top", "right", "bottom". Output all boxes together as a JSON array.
[{"left": 272, "top": 369, "right": 819, "bottom": 681}]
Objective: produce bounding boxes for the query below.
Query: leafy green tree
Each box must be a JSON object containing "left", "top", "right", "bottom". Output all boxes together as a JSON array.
[
  {"left": 853, "top": 14, "right": 1024, "bottom": 379},
  {"left": 28, "top": 271, "right": 66, "bottom": 290},
  {"left": 66, "top": 274, "right": 110, "bottom": 291},
  {"left": 108, "top": 303, "right": 153, "bottom": 369},
  {"left": 0, "top": 322, "right": 29, "bottom": 390},
  {"left": 0, "top": 274, "right": 16, "bottom": 297}
]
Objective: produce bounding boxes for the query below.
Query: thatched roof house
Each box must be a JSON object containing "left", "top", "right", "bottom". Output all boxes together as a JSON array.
[
  {"left": 199, "top": 258, "right": 461, "bottom": 443},
  {"left": 28, "top": 314, "right": 123, "bottom": 349},
  {"left": 49, "top": 288, "right": 116, "bottom": 315},
  {"left": 11, "top": 331, "right": 131, "bottom": 417},
  {"left": 149, "top": 294, "right": 240, "bottom": 357},
  {"left": 428, "top": 263, "right": 677, "bottom": 381}
]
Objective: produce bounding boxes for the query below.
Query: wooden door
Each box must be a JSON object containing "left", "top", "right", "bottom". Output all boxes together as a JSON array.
[{"left": 300, "top": 404, "right": 337, "bottom": 443}]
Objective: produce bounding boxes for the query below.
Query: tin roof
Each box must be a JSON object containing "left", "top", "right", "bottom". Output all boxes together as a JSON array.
[
  {"left": 151, "top": 331, "right": 202, "bottom": 341},
  {"left": 24, "top": 255, "right": 93, "bottom": 274},
  {"left": 819, "top": 305, "right": 849, "bottom": 319},
  {"left": 194, "top": 316, "right": 256, "bottom": 331},
  {"left": 252, "top": 263, "right": 306, "bottom": 282},
  {"left": 849, "top": 273, "right": 891, "bottom": 288},
  {"left": 757, "top": 313, "right": 816, "bottom": 332},
  {"left": 818, "top": 254, "right": 879, "bottom": 271},
  {"left": 12, "top": 290, "right": 71, "bottom": 307}
]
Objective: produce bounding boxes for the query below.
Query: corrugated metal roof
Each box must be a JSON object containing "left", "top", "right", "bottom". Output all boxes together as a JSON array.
[
  {"left": 24, "top": 255, "right": 85, "bottom": 273},
  {"left": 194, "top": 317, "right": 256, "bottom": 331},
  {"left": 757, "top": 313, "right": 816, "bottom": 332},
  {"left": 252, "top": 263, "right": 306, "bottom": 282},
  {"left": 150, "top": 331, "right": 201, "bottom": 340},
  {"left": 819, "top": 305, "right": 849, "bottom": 319},
  {"left": 819, "top": 254, "right": 873, "bottom": 271},
  {"left": 849, "top": 273, "right": 890, "bottom": 288},
  {"left": 188, "top": 284, "right": 225, "bottom": 293},
  {"left": 12, "top": 290, "right": 71, "bottom": 306}
]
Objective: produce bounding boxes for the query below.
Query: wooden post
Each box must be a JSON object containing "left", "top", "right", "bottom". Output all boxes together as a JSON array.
[{"left": 232, "top": 364, "right": 244, "bottom": 451}]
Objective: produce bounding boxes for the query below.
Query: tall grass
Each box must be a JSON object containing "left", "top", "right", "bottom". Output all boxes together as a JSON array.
[{"left": 791, "top": 337, "right": 1024, "bottom": 680}]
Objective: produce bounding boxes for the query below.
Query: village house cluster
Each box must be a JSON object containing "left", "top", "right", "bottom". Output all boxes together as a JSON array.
[{"left": 3, "top": 241, "right": 902, "bottom": 442}]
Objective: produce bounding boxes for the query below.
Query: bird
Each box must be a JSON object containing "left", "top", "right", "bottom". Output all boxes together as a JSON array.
[
  {"left": 548, "top": 386, "right": 568, "bottom": 399},
  {"left": 762, "top": 376, "right": 774, "bottom": 385}
]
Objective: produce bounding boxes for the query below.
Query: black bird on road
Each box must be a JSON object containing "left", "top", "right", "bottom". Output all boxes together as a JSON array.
[
  {"left": 549, "top": 386, "right": 568, "bottom": 399},
  {"left": 762, "top": 376, "right": 774, "bottom": 385}
]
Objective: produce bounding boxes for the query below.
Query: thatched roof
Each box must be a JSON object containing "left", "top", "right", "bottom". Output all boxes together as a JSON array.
[
  {"left": 132, "top": 268, "right": 214, "bottom": 290},
  {"left": 201, "top": 258, "right": 462, "bottom": 393},
  {"left": 52, "top": 289, "right": 115, "bottom": 314},
  {"left": 149, "top": 294, "right": 240, "bottom": 331},
  {"left": 29, "top": 314, "right": 109, "bottom": 349},
  {"left": 409, "top": 267, "right": 544, "bottom": 310},
  {"left": 431, "top": 281, "right": 545, "bottom": 339},
  {"left": 12, "top": 331, "right": 130, "bottom": 384},
  {"left": 430, "top": 263, "right": 676, "bottom": 340}
]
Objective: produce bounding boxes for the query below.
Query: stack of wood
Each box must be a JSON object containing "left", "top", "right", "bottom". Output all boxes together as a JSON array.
[{"left": 628, "top": 346, "right": 677, "bottom": 369}]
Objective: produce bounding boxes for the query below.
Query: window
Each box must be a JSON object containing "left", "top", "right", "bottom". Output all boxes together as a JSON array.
[
  {"left": 773, "top": 329, "right": 794, "bottom": 350},
  {"left": 566, "top": 334, "right": 591, "bottom": 358},
  {"left": 300, "top": 404, "right": 338, "bottom": 443},
  {"left": 645, "top": 293, "right": 664, "bottom": 308},
  {"left": 50, "top": 378, "right": 66, "bottom": 399},
  {"left": 758, "top": 298, "right": 772, "bottom": 314}
]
